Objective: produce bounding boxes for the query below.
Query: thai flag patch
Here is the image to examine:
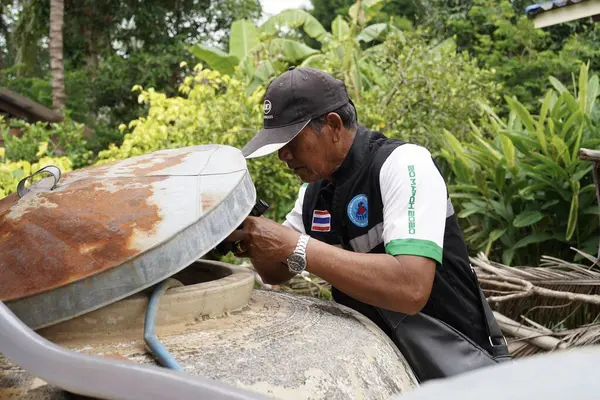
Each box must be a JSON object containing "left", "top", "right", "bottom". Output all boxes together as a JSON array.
[{"left": 311, "top": 210, "right": 331, "bottom": 232}]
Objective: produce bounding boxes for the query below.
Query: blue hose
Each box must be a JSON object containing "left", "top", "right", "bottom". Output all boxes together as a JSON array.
[{"left": 144, "top": 279, "right": 184, "bottom": 371}]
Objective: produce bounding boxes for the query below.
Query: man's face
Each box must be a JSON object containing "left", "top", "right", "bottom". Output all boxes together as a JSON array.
[{"left": 278, "top": 124, "right": 331, "bottom": 183}]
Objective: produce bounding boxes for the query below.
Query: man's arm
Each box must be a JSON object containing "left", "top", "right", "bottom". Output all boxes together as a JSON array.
[
  {"left": 230, "top": 218, "right": 435, "bottom": 314},
  {"left": 305, "top": 242, "right": 435, "bottom": 314}
]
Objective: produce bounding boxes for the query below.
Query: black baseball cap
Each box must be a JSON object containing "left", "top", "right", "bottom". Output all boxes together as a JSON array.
[{"left": 241, "top": 67, "right": 351, "bottom": 159}]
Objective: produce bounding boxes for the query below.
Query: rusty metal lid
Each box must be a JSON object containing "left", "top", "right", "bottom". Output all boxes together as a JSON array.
[{"left": 1, "top": 145, "right": 256, "bottom": 329}]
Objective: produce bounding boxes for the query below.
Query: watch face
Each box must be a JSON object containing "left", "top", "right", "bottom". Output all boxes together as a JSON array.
[{"left": 287, "top": 253, "right": 306, "bottom": 273}]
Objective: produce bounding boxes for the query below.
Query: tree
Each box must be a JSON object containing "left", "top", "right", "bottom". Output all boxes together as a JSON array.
[
  {"left": 2, "top": 0, "right": 262, "bottom": 149},
  {"left": 357, "top": 30, "right": 499, "bottom": 151},
  {"left": 421, "top": 0, "right": 600, "bottom": 112},
  {"left": 440, "top": 64, "right": 600, "bottom": 265},
  {"left": 10, "top": 0, "right": 49, "bottom": 76},
  {"left": 49, "top": 0, "right": 65, "bottom": 111},
  {"left": 0, "top": 1, "right": 14, "bottom": 70}
]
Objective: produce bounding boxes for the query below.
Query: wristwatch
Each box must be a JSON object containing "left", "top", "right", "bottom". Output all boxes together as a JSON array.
[{"left": 287, "top": 234, "right": 310, "bottom": 274}]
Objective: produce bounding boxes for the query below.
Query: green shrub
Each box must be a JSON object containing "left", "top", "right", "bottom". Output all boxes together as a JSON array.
[
  {"left": 358, "top": 31, "right": 501, "bottom": 151},
  {"left": 1, "top": 117, "right": 93, "bottom": 169},
  {"left": 0, "top": 152, "right": 73, "bottom": 198},
  {"left": 441, "top": 63, "right": 600, "bottom": 266},
  {"left": 0, "top": 67, "right": 94, "bottom": 125}
]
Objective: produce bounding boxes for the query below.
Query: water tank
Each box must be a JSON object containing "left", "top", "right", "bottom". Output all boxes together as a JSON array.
[{"left": 0, "top": 145, "right": 418, "bottom": 399}]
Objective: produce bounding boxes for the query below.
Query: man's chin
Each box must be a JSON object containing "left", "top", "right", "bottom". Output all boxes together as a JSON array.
[{"left": 296, "top": 170, "right": 319, "bottom": 183}]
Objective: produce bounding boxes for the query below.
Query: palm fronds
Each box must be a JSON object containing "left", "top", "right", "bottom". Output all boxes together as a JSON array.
[
  {"left": 493, "top": 311, "right": 600, "bottom": 358},
  {"left": 472, "top": 250, "right": 600, "bottom": 330},
  {"left": 472, "top": 250, "right": 600, "bottom": 357}
]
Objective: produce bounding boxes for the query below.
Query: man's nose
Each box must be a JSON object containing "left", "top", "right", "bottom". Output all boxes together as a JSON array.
[{"left": 278, "top": 145, "right": 292, "bottom": 161}]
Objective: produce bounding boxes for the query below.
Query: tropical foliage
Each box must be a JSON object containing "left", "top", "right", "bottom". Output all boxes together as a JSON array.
[
  {"left": 1, "top": 0, "right": 263, "bottom": 148},
  {"left": 310, "top": 0, "right": 422, "bottom": 31},
  {"left": 3, "top": 0, "right": 600, "bottom": 358},
  {"left": 441, "top": 64, "right": 600, "bottom": 265},
  {"left": 190, "top": 14, "right": 323, "bottom": 94}
]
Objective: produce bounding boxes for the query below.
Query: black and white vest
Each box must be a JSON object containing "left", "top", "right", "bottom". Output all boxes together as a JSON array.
[{"left": 301, "top": 126, "right": 490, "bottom": 351}]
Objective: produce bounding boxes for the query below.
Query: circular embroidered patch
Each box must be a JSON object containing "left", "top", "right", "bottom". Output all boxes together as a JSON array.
[{"left": 347, "top": 194, "right": 369, "bottom": 228}]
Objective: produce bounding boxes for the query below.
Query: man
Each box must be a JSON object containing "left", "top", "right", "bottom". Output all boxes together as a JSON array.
[{"left": 228, "top": 67, "right": 509, "bottom": 382}]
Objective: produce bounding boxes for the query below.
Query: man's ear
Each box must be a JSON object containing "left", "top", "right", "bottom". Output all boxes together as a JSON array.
[{"left": 325, "top": 112, "right": 343, "bottom": 143}]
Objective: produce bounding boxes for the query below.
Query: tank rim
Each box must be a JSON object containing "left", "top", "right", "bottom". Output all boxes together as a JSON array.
[{"left": 37, "top": 259, "right": 255, "bottom": 343}]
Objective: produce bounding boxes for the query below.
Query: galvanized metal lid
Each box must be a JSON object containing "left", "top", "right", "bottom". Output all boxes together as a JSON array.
[{"left": 0, "top": 145, "right": 256, "bottom": 329}]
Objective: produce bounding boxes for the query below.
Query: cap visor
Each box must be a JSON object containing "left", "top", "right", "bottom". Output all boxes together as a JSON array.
[{"left": 242, "top": 120, "right": 310, "bottom": 159}]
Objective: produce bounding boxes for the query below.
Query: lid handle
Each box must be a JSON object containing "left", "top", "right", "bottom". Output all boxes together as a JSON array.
[{"left": 17, "top": 165, "right": 62, "bottom": 198}]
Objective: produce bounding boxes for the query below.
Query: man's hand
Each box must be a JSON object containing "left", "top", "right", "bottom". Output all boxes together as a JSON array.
[
  {"left": 227, "top": 216, "right": 300, "bottom": 261},
  {"left": 226, "top": 216, "right": 300, "bottom": 284},
  {"left": 226, "top": 216, "right": 436, "bottom": 314}
]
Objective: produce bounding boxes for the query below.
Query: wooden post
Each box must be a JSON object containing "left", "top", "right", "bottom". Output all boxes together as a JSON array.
[
  {"left": 579, "top": 148, "right": 600, "bottom": 265},
  {"left": 579, "top": 148, "right": 600, "bottom": 162}
]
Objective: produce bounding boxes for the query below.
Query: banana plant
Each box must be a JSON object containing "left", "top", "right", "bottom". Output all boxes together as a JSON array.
[
  {"left": 440, "top": 63, "right": 600, "bottom": 266},
  {"left": 299, "top": 0, "right": 402, "bottom": 102},
  {"left": 189, "top": 16, "right": 322, "bottom": 93},
  {"left": 189, "top": 0, "right": 400, "bottom": 99},
  {"left": 189, "top": 20, "right": 256, "bottom": 76}
]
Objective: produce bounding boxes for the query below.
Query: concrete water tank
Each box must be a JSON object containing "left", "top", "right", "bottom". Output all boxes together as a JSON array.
[{"left": 0, "top": 145, "right": 419, "bottom": 399}]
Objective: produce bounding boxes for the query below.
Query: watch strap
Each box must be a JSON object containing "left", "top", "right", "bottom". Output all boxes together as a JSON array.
[
  {"left": 294, "top": 234, "right": 310, "bottom": 256},
  {"left": 287, "top": 234, "right": 310, "bottom": 274}
]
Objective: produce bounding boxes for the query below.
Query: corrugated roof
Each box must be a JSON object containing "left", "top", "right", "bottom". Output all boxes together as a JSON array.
[{"left": 525, "top": 0, "right": 586, "bottom": 16}]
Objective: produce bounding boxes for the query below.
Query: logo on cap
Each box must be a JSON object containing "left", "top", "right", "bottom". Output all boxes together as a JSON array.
[{"left": 264, "top": 100, "right": 272, "bottom": 115}]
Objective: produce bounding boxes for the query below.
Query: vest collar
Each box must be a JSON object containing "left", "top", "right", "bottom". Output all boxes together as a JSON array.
[{"left": 331, "top": 125, "right": 372, "bottom": 183}]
